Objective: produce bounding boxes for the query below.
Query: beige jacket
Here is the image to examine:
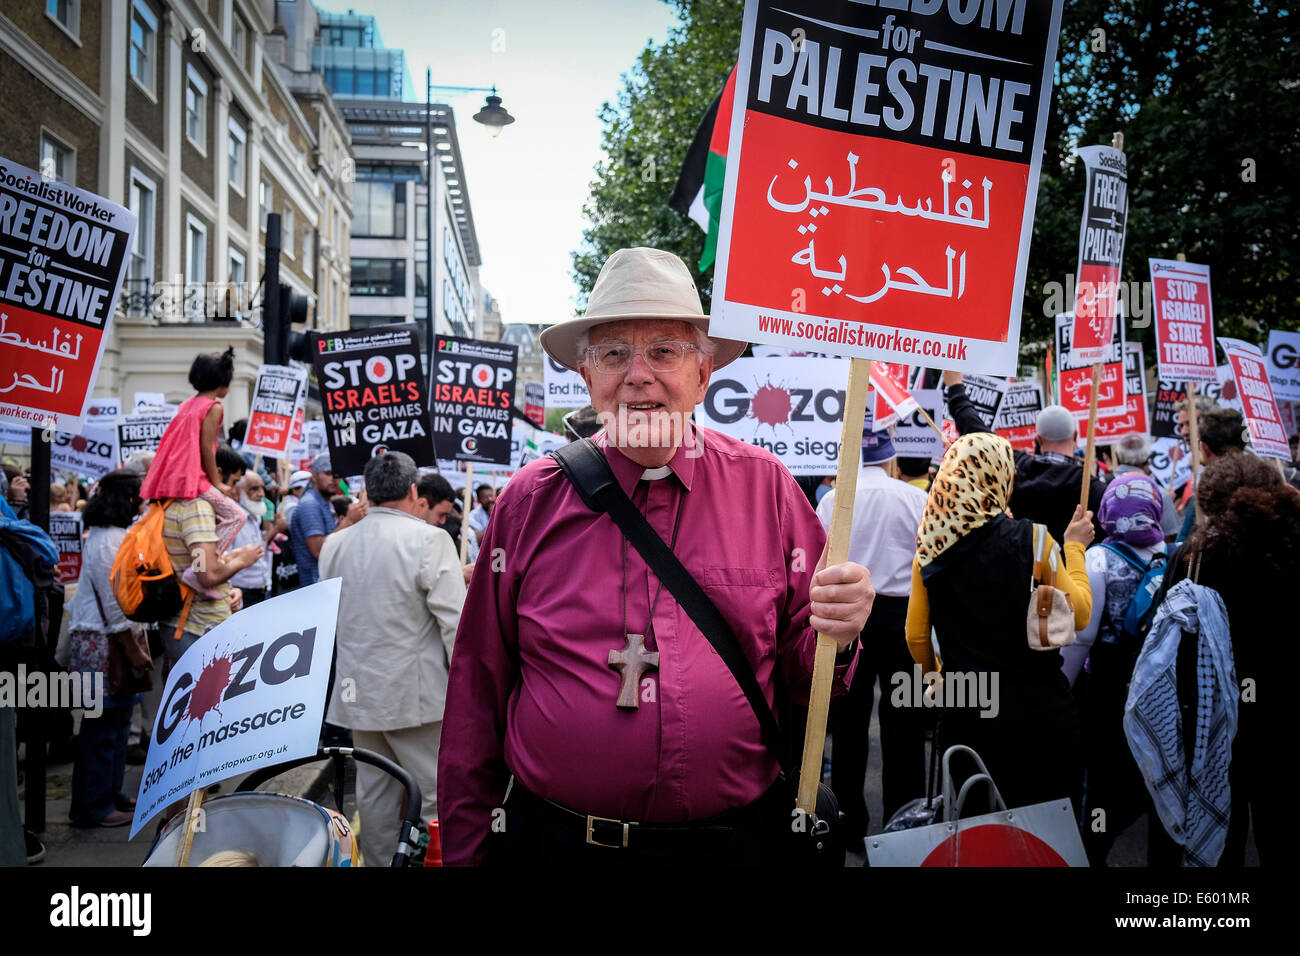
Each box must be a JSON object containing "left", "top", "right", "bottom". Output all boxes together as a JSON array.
[{"left": 319, "top": 506, "right": 465, "bottom": 731}]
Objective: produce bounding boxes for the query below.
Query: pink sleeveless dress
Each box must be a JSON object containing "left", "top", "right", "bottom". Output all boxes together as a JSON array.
[{"left": 139, "top": 394, "right": 217, "bottom": 500}]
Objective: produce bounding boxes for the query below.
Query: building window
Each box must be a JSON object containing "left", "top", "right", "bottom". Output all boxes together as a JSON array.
[
  {"left": 350, "top": 259, "right": 406, "bottom": 297},
  {"left": 129, "top": 1, "right": 157, "bottom": 95},
  {"left": 38, "top": 131, "right": 75, "bottom": 186},
  {"left": 126, "top": 168, "right": 156, "bottom": 312},
  {"left": 226, "top": 247, "right": 246, "bottom": 318},
  {"left": 348, "top": 314, "right": 407, "bottom": 331},
  {"left": 259, "top": 180, "right": 270, "bottom": 230},
  {"left": 185, "top": 215, "right": 208, "bottom": 320},
  {"left": 283, "top": 205, "right": 295, "bottom": 258},
  {"left": 352, "top": 181, "right": 406, "bottom": 238},
  {"left": 227, "top": 119, "right": 246, "bottom": 191},
  {"left": 185, "top": 65, "right": 208, "bottom": 151},
  {"left": 353, "top": 162, "right": 422, "bottom": 182},
  {"left": 303, "top": 227, "right": 314, "bottom": 277},
  {"left": 46, "top": 0, "right": 79, "bottom": 40},
  {"left": 231, "top": 15, "right": 247, "bottom": 64}
]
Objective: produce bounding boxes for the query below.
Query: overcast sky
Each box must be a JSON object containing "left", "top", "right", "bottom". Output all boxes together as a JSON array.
[{"left": 347, "top": 0, "right": 680, "bottom": 326}]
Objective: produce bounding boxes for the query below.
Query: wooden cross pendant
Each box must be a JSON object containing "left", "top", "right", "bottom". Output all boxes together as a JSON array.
[{"left": 608, "top": 634, "right": 659, "bottom": 710}]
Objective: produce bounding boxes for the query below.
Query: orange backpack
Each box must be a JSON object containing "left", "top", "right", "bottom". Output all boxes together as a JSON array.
[{"left": 111, "top": 500, "right": 194, "bottom": 638}]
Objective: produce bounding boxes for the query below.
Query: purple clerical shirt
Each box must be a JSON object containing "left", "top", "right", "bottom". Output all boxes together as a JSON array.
[{"left": 437, "top": 425, "right": 857, "bottom": 864}]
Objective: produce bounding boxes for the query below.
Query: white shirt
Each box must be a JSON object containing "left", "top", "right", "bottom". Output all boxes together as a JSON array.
[
  {"left": 816, "top": 465, "right": 928, "bottom": 597},
  {"left": 319, "top": 506, "right": 466, "bottom": 730},
  {"left": 229, "top": 508, "right": 271, "bottom": 589},
  {"left": 469, "top": 504, "right": 491, "bottom": 539}
]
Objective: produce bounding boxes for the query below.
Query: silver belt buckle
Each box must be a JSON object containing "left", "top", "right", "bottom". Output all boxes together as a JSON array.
[{"left": 585, "top": 814, "right": 630, "bottom": 848}]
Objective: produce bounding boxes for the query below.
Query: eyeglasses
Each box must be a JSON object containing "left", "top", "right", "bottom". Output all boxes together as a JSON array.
[{"left": 584, "top": 340, "right": 701, "bottom": 374}]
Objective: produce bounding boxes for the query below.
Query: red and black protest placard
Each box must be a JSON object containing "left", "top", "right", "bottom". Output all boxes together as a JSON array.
[
  {"left": 868, "top": 361, "right": 916, "bottom": 429},
  {"left": 1151, "top": 380, "right": 1186, "bottom": 439},
  {"left": 50, "top": 511, "right": 82, "bottom": 584},
  {"left": 958, "top": 373, "right": 1008, "bottom": 429},
  {"left": 1150, "top": 258, "right": 1216, "bottom": 385},
  {"left": 312, "top": 324, "right": 436, "bottom": 476},
  {"left": 1055, "top": 311, "right": 1125, "bottom": 422},
  {"left": 431, "top": 335, "right": 518, "bottom": 466},
  {"left": 993, "top": 381, "right": 1044, "bottom": 452},
  {"left": 116, "top": 409, "right": 176, "bottom": 464},
  {"left": 1080, "top": 341, "right": 1149, "bottom": 443},
  {"left": 1219, "top": 337, "right": 1290, "bottom": 460},
  {"left": 242, "top": 364, "right": 308, "bottom": 459},
  {"left": 524, "top": 381, "right": 545, "bottom": 427},
  {"left": 1069, "top": 145, "right": 1128, "bottom": 364},
  {"left": 0, "top": 158, "right": 136, "bottom": 431},
  {"left": 711, "top": 0, "right": 1064, "bottom": 374}
]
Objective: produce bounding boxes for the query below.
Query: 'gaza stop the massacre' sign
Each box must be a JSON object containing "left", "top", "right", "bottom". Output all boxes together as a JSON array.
[{"left": 711, "top": 0, "right": 1064, "bottom": 373}]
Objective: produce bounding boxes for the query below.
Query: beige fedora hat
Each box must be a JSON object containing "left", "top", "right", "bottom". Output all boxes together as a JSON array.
[{"left": 540, "top": 247, "right": 748, "bottom": 372}]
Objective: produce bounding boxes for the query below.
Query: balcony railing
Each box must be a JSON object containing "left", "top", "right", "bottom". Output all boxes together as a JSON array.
[{"left": 120, "top": 277, "right": 263, "bottom": 328}]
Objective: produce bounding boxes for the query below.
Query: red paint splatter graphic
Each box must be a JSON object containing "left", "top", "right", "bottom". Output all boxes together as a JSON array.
[
  {"left": 750, "top": 381, "right": 793, "bottom": 428},
  {"left": 185, "top": 652, "right": 233, "bottom": 724},
  {"left": 1220, "top": 379, "right": 1237, "bottom": 401}
]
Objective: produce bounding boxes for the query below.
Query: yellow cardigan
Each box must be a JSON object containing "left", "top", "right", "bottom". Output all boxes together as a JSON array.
[{"left": 904, "top": 538, "right": 1092, "bottom": 673}]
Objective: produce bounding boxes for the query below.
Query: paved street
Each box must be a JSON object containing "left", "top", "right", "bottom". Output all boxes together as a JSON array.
[
  {"left": 19, "top": 725, "right": 322, "bottom": 867},
  {"left": 17, "top": 695, "right": 1256, "bottom": 868}
]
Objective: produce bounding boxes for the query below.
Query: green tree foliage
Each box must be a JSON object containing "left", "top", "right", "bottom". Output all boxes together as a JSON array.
[
  {"left": 1031, "top": 1, "right": 1297, "bottom": 349},
  {"left": 576, "top": 1, "right": 1296, "bottom": 353}
]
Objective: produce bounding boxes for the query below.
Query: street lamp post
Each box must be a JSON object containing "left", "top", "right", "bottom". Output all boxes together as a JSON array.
[{"left": 423, "top": 70, "right": 515, "bottom": 380}]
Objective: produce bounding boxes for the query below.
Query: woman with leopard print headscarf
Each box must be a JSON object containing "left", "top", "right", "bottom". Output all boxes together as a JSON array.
[{"left": 904, "top": 432, "right": 1095, "bottom": 812}]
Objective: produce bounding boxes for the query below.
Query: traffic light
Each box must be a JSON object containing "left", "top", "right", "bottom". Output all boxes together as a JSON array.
[
  {"left": 264, "top": 282, "right": 311, "bottom": 365},
  {"left": 261, "top": 211, "right": 311, "bottom": 365}
]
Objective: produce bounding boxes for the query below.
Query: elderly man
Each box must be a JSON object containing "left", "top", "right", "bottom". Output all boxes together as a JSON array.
[
  {"left": 225, "top": 472, "right": 286, "bottom": 607},
  {"left": 438, "top": 247, "right": 874, "bottom": 866},
  {"left": 319, "top": 451, "right": 465, "bottom": 866}
]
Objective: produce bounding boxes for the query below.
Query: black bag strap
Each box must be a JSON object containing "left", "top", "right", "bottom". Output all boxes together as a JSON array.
[
  {"left": 551, "top": 440, "right": 792, "bottom": 775},
  {"left": 86, "top": 573, "right": 111, "bottom": 631}
]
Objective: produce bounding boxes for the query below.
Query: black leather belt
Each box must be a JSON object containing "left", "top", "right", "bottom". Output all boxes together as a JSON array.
[{"left": 506, "top": 782, "right": 780, "bottom": 852}]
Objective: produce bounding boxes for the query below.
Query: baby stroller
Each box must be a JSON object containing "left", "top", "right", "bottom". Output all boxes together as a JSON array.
[{"left": 141, "top": 747, "right": 424, "bottom": 867}]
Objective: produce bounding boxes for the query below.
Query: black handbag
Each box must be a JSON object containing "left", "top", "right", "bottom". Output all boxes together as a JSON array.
[{"left": 552, "top": 440, "right": 846, "bottom": 866}]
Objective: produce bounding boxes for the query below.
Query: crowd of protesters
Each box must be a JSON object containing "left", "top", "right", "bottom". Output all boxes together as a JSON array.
[{"left": 3, "top": 249, "right": 1299, "bottom": 869}]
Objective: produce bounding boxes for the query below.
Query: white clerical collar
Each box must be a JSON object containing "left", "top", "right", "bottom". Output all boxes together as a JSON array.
[{"left": 641, "top": 466, "right": 673, "bottom": 481}]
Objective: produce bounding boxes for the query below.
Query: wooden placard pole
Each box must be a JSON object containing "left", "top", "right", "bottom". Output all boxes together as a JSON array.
[
  {"left": 1080, "top": 360, "right": 1103, "bottom": 508},
  {"left": 1186, "top": 379, "right": 1203, "bottom": 524},
  {"left": 796, "top": 357, "right": 871, "bottom": 813},
  {"left": 914, "top": 405, "right": 950, "bottom": 447},
  {"left": 1080, "top": 131, "right": 1125, "bottom": 510},
  {"left": 175, "top": 787, "right": 206, "bottom": 866},
  {"left": 459, "top": 462, "right": 474, "bottom": 564}
]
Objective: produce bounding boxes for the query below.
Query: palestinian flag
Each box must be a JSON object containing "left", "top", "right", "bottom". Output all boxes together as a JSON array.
[{"left": 669, "top": 66, "right": 737, "bottom": 272}]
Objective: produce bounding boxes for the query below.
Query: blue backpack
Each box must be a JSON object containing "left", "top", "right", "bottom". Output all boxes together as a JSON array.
[
  {"left": 1100, "top": 542, "right": 1167, "bottom": 642},
  {"left": 0, "top": 516, "right": 59, "bottom": 645}
]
